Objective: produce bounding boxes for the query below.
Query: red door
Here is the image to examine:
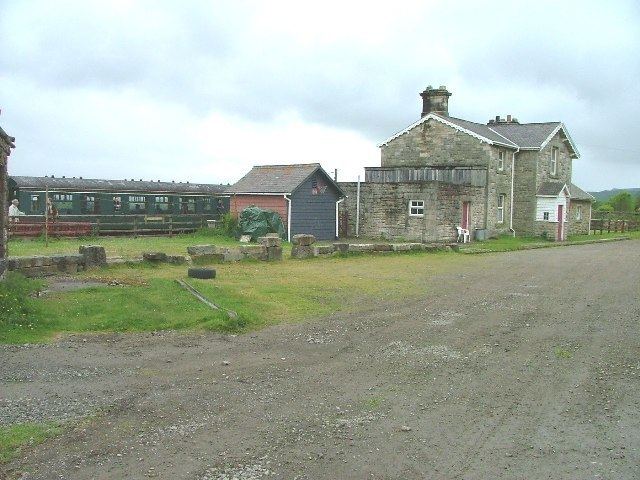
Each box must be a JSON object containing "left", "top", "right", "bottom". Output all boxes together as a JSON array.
[
  {"left": 462, "top": 202, "right": 471, "bottom": 230},
  {"left": 557, "top": 205, "right": 564, "bottom": 241}
]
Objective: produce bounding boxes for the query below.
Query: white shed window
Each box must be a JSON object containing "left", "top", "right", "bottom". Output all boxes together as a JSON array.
[
  {"left": 498, "top": 151, "right": 505, "bottom": 171},
  {"left": 409, "top": 200, "right": 424, "bottom": 216},
  {"left": 576, "top": 205, "right": 582, "bottom": 221},
  {"left": 497, "top": 194, "right": 505, "bottom": 223},
  {"left": 551, "top": 147, "right": 558, "bottom": 176},
  {"left": 543, "top": 211, "right": 550, "bottom": 221}
]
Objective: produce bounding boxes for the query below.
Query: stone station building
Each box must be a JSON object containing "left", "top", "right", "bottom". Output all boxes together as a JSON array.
[
  {"left": 339, "top": 86, "right": 593, "bottom": 242},
  {"left": 0, "top": 125, "right": 16, "bottom": 279}
]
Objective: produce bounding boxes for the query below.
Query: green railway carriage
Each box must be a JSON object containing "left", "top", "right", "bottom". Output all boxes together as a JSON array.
[{"left": 8, "top": 176, "right": 229, "bottom": 216}]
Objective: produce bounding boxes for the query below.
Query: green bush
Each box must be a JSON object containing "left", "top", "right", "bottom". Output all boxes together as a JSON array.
[
  {"left": 220, "top": 213, "right": 239, "bottom": 237},
  {"left": 0, "top": 273, "right": 43, "bottom": 326}
]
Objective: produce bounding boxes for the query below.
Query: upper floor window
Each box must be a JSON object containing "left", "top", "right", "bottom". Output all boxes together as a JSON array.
[
  {"left": 498, "top": 151, "right": 505, "bottom": 172},
  {"left": 543, "top": 211, "right": 550, "bottom": 221},
  {"left": 409, "top": 200, "right": 424, "bottom": 217},
  {"left": 497, "top": 194, "right": 505, "bottom": 223},
  {"left": 551, "top": 147, "right": 558, "bottom": 176},
  {"left": 576, "top": 205, "right": 582, "bottom": 221}
]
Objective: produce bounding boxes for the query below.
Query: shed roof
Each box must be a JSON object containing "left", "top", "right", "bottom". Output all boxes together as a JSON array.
[
  {"left": 569, "top": 183, "right": 595, "bottom": 202},
  {"left": 9, "top": 175, "right": 227, "bottom": 195},
  {"left": 536, "top": 181, "right": 569, "bottom": 197},
  {"left": 226, "top": 163, "right": 345, "bottom": 196}
]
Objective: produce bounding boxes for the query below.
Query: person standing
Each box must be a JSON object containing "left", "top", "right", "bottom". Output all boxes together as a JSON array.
[{"left": 8, "top": 199, "right": 24, "bottom": 221}]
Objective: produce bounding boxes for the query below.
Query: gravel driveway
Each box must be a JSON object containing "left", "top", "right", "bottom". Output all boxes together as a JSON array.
[{"left": 1, "top": 241, "right": 639, "bottom": 479}]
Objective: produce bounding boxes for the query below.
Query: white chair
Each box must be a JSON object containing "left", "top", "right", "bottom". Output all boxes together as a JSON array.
[{"left": 456, "top": 226, "right": 470, "bottom": 243}]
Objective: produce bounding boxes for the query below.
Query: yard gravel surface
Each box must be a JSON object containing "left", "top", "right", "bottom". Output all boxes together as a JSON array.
[{"left": 1, "top": 241, "right": 639, "bottom": 479}]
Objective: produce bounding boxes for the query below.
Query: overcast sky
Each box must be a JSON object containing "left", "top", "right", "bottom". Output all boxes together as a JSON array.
[{"left": 1, "top": 0, "right": 639, "bottom": 191}]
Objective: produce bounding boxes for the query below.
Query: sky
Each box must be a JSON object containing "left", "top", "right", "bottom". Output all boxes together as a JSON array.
[{"left": 1, "top": 0, "right": 639, "bottom": 191}]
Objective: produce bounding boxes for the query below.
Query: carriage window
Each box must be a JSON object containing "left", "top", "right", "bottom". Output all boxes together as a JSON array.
[
  {"left": 113, "top": 196, "right": 122, "bottom": 212},
  {"left": 155, "top": 196, "right": 171, "bottom": 212},
  {"left": 180, "top": 197, "right": 196, "bottom": 214},
  {"left": 202, "top": 198, "right": 213, "bottom": 212},
  {"left": 82, "top": 195, "right": 96, "bottom": 214},
  {"left": 31, "top": 195, "right": 41, "bottom": 213},
  {"left": 129, "top": 195, "right": 147, "bottom": 213},
  {"left": 53, "top": 193, "right": 73, "bottom": 213}
]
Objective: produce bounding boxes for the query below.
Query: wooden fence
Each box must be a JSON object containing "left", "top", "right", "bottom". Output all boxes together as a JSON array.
[
  {"left": 590, "top": 212, "right": 640, "bottom": 234},
  {"left": 8, "top": 214, "right": 221, "bottom": 238}
]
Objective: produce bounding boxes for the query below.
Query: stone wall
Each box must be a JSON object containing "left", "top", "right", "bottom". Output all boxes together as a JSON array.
[
  {"left": 569, "top": 200, "right": 591, "bottom": 235},
  {"left": 381, "top": 119, "right": 493, "bottom": 168},
  {"left": 0, "top": 128, "right": 15, "bottom": 279},
  {"left": 338, "top": 181, "right": 486, "bottom": 242},
  {"left": 6, "top": 245, "right": 107, "bottom": 277}
]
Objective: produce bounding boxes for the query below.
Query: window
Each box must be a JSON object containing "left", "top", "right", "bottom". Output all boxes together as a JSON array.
[
  {"left": 129, "top": 195, "right": 147, "bottom": 213},
  {"left": 53, "top": 193, "right": 73, "bottom": 213},
  {"left": 498, "top": 151, "right": 505, "bottom": 172},
  {"left": 409, "top": 200, "right": 424, "bottom": 216},
  {"left": 202, "top": 197, "right": 213, "bottom": 212},
  {"left": 155, "top": 196, "right": 171, "bottom": 212},
  {"left": 576, "top": 205, "right": 582, "bottom": 221},
  {"left": 31, "top": 195, "right": 40, "bottom": 213},
  {"left": 543, "top": 211, "right": 550, "bottom": 221},
  {"left": 551, "top": 147, "right": 558, "bottom": 176},
  {"left": 82, "top": 195, "right": 96, "bottom": 214},
  {"left": 497, "top": 194, "right": 505, "bottom": 223},
  {"left": 113, "top": 196, "right": 122, "bottom": 212},
  {"left": 180, "top": 197, "right": 196, "bottom": 214}
]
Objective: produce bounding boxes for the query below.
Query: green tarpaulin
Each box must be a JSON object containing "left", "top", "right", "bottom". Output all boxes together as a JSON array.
[{"left": 237, "top": 206, "right": 286, "bottom": 241}]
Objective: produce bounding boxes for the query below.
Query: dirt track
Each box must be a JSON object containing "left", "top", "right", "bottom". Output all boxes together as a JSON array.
[{"left": 2, "top": 241, "right": 639, "bottom": 479}]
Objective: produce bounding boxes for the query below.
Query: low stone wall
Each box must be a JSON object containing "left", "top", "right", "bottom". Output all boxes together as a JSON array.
[
  {"left": 187, "top": 236, "right": 282, "bottom": 264},
  {"left": 6, "top": 245, "right": 107, "bottom": 277},
  {"left": 291, "top": 234, "right": 457, "bottom": 259}
]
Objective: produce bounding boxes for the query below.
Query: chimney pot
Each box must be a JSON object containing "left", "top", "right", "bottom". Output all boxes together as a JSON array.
[
  {"left": 495, "top": 115, "right": 500, "bottom": 122},
  {"left": 507, "top": 114, "right": 512, "bottom": 122},
  {"left": 420, "top": 84, "right": 452, "bottom": 117}
]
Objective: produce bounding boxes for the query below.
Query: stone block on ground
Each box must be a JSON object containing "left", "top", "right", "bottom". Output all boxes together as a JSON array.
[
  {"left": 264, "top": 233, "right": 280, "bottom": 238},
  {"left": 333, "top": 242, "right": 349, "bottom": 253},
  {"left": 79, "top": 245, "right": 107, "bottom": 268},
  {"left": 166, "top": 255, "right": 187, "bottom": 265},
  {"left": 392, "top": 243, "right": 411, "bottom": 252},
  {"left": 292, "top": 234, "right": 316, "bottom": 246},
  {"left": 348, "top": 244, "right": 374, "bottom": 253},
  {"left": 239, "top": 235, "right": 252, "bottom": 243},
  {"left": 191, "top": 253, "right": 225, "bottom": 265},
  {"left": 291, "top": 245, "right": 314, "bottom": 259},
  {"left": 263, "top": 246, "right": 283, "bottom": 261},
  {"left": 188, "top": 267, "right": 216, "bottom": 279},
  {"left": 374, "top": 243, "right": 392, "bottom": 252},
  {"left": 258, "top": 236, "right": 282, "bottom": 247},
  {"left": 409, "top": 243, "right": 424, "bottom": 251},
  {"left": 239, "top": 245, "right": 265, "bottom": 260},
  {"left": 143, "top": 252, "right": 168, "bottom": 262},
  {"left": 314, "top": 245, "right": 335, "bottom": 256},
  {"left": 187, "top": 245, "right": 216, "bottom": 256}
]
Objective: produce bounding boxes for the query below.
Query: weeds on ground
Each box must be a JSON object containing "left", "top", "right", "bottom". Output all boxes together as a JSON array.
[
  {"left": 0, "top": 273, "right": 44, "bottom": 327},
  {"left": 0, "top": 422, "right": 62, "bottom": 463},
  {"left": 554, "top": 347, "right": 573, "bottom": 359}
]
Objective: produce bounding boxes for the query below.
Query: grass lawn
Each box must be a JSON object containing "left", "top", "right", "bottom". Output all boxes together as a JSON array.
[
  {"left": 0, "top": 250, "right": 470, "bottom": 344},
  {"left": 0, "top": 422, "right": 62, "bottom": 464},
  {"left": 7, "top": 229, "right": 276, "bottom": 259}
]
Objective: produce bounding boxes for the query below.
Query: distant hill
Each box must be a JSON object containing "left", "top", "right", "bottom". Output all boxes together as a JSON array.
[{"left": 589, "top": 188, "right": 640, "bottom": 202}]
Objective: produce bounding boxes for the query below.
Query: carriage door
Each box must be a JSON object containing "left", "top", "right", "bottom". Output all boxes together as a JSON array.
[{"left": 461, "top": 202, "right": 471, "bottom": 230}]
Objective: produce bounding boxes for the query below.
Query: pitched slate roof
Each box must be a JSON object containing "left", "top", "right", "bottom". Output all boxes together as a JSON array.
[
  {"left": 226, "top": 163, "right": 345, "bottom": 196},
  {"left": 379, "top": 113, "right": 580, "bottom": 158},
  {"left": 569, "top": 183, "right": 595, "bottom": 202},
  {"left": 536, "top": 181, "right": 569, "bottom": 196},
  {"left": 10, "top": 176, "right": 227, "bottom": 195}
]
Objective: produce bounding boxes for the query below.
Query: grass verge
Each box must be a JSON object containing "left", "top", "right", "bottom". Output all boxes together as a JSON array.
[
  {"left": 0, "top": 250, "right": 466, "bottom": 344},
  {"left": 0, "top": 422, "right": 62, "bottom": 464}
]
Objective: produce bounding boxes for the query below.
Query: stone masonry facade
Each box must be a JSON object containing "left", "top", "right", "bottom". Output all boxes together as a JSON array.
[{"left": 0, "top": 127, "right": 15, "bottom": 279}]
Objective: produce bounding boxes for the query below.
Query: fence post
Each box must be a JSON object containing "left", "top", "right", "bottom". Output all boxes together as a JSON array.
[
  {"left": 96, "top": 217, "right": 100, "bottom": 237},
  {"left": 169, "top": 217, "right": 173, "bottom": 237}
]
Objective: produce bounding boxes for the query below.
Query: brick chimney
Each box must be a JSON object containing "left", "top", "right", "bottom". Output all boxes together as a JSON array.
[{"left": 420, "top": 85, "right": 451, "bottom": 117}]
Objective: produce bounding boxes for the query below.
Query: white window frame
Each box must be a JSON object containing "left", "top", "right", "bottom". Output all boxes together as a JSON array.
[
  {"left": 550, "top": 147, "right": 558, "bottom": 176},
  {"left": 543, "top": 211, "right": 550, "bottom": 221},
  {"left": 409, "top": 200, "right": 424, "bottom": 217},
  {"left": 497, "top": 194, "right": 505, "bottom": 223},
  {"left": 498, "top": 151, "right": 505, "bottom": 172},
  {"left": 576, "top": 205, "right": 582, "bottom": 221}
]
